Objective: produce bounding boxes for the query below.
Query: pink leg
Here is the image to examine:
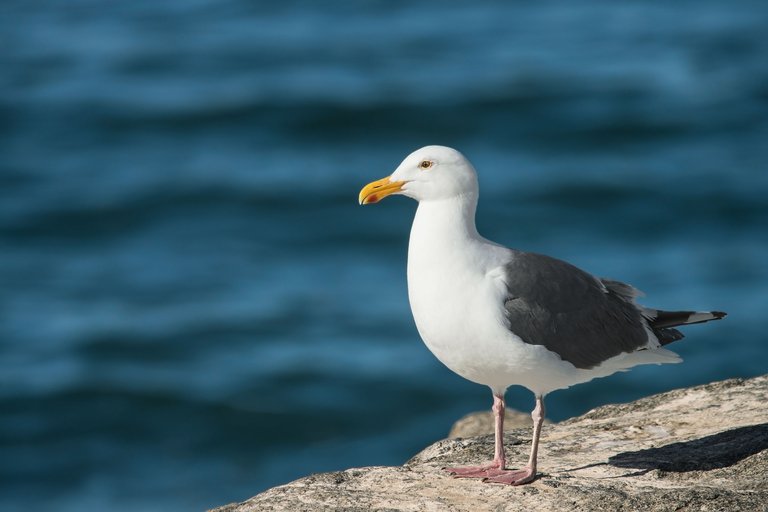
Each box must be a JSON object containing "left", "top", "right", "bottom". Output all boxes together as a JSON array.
[
  {"left": 444, "top": 393, "right": 507, "bottom": 478},
  {"left": 484, "top": 395, "right": 545, "bottom": 485}
]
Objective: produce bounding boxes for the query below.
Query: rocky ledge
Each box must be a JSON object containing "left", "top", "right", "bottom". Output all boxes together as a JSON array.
[{"left": 212, "top": 375, "right": 768, "bottom": 512}]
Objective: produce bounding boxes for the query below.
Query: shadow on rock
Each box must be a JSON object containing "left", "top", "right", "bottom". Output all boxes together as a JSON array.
[{"left": 609, "top": 423, "right": 768, "bottom": 473}]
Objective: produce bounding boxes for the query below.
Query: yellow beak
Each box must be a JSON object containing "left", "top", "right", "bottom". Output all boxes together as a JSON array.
[{"left": 358, "top": 176, "right": 405, "bottom": 205}]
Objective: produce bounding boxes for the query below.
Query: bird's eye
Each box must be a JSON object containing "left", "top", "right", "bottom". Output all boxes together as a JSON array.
[{"left": 419, "top": 160, "right": 433, "bottom": 170}]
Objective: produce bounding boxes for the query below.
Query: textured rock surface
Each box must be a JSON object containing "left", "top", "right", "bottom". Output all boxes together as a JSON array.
[
  {"left": 212, "top": 375, "right": 768, "bottom": 512},
  {"left": 448, "top": 408, "right": 552, "bottom": 438}
]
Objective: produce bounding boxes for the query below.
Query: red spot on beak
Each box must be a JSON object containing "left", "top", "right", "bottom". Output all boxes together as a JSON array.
[{"left": 367, "top": 194, "right": 378, "bottom": 203}]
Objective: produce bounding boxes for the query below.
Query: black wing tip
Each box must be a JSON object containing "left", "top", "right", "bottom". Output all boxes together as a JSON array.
[
  {"left": 657, "top": 327, "right": 685, "bottom": 346},
  {"left": 712, "top": 311, "right": 727, "bottom": 320}
]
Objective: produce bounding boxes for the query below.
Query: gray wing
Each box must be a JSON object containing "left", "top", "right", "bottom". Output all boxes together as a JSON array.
[{"left": 501, "top": 251, "right": 651, "bottom": 369}]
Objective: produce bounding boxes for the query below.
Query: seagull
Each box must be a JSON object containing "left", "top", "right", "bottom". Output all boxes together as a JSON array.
[{"left": 358, "top": 145, "right": 726, "bottom": 485}]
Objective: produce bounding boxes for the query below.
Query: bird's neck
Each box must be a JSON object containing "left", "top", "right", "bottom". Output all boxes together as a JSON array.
[{"left": 410, "top": 193, "right": 480, "bottom": 253}]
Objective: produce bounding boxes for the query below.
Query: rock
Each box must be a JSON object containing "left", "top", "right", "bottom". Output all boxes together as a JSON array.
[
  {"left": 211, "top": 375, "right": 768, "bottom": 512},
  {"left": 448, "top": 408, "right": 552, "bottom": 438}
]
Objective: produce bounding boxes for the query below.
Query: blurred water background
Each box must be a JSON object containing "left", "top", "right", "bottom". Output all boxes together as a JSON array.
[{"left": 1, "top": 1, "right": 767, "bottom": 510}]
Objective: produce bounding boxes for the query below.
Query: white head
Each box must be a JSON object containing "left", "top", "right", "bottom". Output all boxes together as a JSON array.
[{"left": 358, "top": 145, "right": 478, "bottom": 205}]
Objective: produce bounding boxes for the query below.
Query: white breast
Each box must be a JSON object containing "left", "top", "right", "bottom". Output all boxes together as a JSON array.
[{"left": 405, "top": 199, "right": 552, "bottom": 392}]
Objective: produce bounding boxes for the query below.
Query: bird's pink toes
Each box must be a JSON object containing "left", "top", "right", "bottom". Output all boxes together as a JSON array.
[
  {"left": 483, "top": 466, "right": 536, "bottom": 485},
  {"left": 443, "top": 463, "right": 504, "bottom": 479}
]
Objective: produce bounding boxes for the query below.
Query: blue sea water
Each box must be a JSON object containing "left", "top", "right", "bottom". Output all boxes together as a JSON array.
[{"left": 1, "top": 1, "right": 767, "bottom": 510}]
